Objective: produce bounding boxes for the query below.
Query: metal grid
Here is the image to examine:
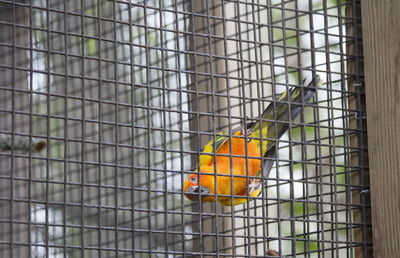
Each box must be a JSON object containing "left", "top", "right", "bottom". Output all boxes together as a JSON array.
[{"left": 0, "top": 0, "right": 370, "bottom": 257}]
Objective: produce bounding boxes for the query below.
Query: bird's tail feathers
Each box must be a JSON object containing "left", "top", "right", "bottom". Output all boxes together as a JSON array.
[{"left": 251, "top": 75, "right": 322, "bottom": 159}]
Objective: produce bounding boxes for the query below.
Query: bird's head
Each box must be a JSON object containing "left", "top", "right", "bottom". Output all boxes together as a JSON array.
[{"left": 184, "top": 167, "right": 215, "bottom": 202}]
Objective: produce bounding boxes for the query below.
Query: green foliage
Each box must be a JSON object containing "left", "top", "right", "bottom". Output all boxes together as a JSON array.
[
  {"left": 282, "top": 201, "right": 317, "bottom": 217},
  {"left": 85, "top": 38, "right": 98, "bottom": 56},
  {"left": 296, "top": 236, "right": 319, "bottom": 254}
]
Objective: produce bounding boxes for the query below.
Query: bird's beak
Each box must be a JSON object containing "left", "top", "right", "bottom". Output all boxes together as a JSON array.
[{"left": 185, "top": 186, "right": 210, "bottom": 197}]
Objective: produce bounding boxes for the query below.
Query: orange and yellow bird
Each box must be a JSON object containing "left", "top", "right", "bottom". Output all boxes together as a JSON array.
[{"left": 183, "top": 76, "right": 322, "bottom": 206}]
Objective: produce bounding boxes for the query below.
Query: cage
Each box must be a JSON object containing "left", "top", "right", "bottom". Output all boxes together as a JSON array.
[{"left": 0, "top": 0, "right": 371, "bottom": 257}]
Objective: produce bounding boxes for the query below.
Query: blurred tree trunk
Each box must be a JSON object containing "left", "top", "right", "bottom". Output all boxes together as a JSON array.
[{"left": 0, "top": 5, "right": 30, "bottom": 258}]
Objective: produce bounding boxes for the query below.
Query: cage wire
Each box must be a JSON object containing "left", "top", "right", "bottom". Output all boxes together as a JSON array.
[{"left": 0, "top": 0, "right": 370, "bottom": 257}]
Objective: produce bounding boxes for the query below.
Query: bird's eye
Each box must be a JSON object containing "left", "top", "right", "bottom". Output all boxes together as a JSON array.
[{"left": 189, "top": 176, "right": 197, "bottom": 184}]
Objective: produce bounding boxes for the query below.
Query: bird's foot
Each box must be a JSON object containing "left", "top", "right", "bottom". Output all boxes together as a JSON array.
[
  {"left": 240, "top": 127, "right": 253, "bottom": 136},
  {"left": 247, "top": 178, "right": 262, "bottom": 195}
]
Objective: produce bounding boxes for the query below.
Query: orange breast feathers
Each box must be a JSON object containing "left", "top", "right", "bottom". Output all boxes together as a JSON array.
[
  {"left": 210, "top": 137, "right": 261, "bottom": 177},
  {"left": 184, "top": 137, "right": 262, "bottom": 203}
]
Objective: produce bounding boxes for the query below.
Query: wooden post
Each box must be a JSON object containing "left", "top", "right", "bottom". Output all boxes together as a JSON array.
[
  {"left": 346, "top": 1, "right": 373, "bottom": 257},
  {"left": 190, "top": 0, "right": 232, "bottom": 254},
  {"left": 361, "top": 0, "right": 400, "bottom": 257}
]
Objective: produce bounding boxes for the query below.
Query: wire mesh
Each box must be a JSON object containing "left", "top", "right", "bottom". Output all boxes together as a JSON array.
[{"left": 0, "top": 0, "right": 370, "bottom": 257}]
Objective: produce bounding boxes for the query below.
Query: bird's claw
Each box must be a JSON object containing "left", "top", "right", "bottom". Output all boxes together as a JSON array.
[
  {"left": 247, "top": 178, "right": 262, "bottom": 195},
  {"left": 240, "top": 126, "right": 253, "bottom": 137}
]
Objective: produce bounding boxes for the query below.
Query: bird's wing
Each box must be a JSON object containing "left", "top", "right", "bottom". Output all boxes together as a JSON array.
[{"left": 198, "top": 126, "right": 242, "bottom": 167}]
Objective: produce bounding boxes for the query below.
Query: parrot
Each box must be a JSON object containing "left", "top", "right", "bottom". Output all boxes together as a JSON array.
[{"left": 183, "top": 75, "right": 322, "bottom": 206}]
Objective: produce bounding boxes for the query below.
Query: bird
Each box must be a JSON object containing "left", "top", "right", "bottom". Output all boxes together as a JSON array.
[{"left": 183, "top": 76, "right": 322, "bottom": 206}]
